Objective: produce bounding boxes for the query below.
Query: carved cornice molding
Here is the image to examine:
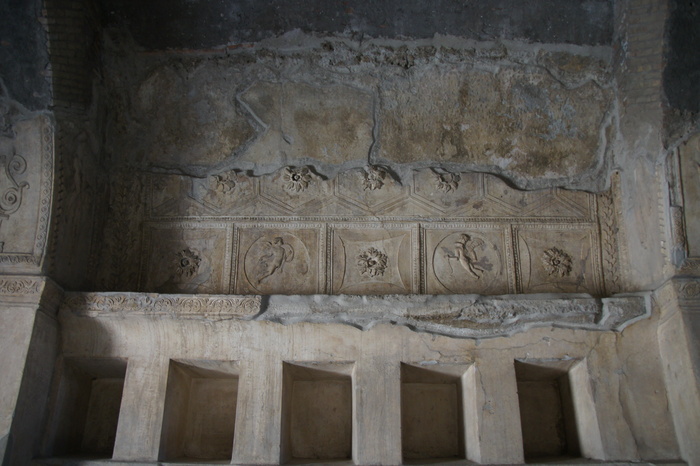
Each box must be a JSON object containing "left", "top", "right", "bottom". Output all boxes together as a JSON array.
[
  {"left": 62, "top": 292, "right": 261, "bottom": 319},
  {"left": 653, "top": 277, "right": 700, "bottom": 314},
  {"left": 59, "top": 290, "right": 649, "bottom": 338},
  {"left": 0, "top": 275, "right": 64, "bottom": 313}
]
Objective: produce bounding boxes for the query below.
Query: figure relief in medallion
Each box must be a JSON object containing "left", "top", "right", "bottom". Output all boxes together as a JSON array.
[
  {"left": 443, "top": 233, "right": 485, "bottom": 279},
  {"left": 255, "top": 237, "right": 295, "bottom": 284}
]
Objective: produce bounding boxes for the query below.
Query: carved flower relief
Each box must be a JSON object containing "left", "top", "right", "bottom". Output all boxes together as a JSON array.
[
  {"left": 283, "top": 167, "right": 312, "bottom": 193},
  {"left": 541, "top": 247, "right": 573, "bottom": 277},
  {"left": 435, "top": 172, "right": 460, "bottom": 193},
  {"left": 213, "top": 171, "right": 237, "bottom": 194},
  {"left": 357, "top": 247, "right": 388, "bottom": 277},
  {"left": 362, "top": 166, "right": 387, "bottom": 191},
  {"left": 174, "top": 248, "right": 202, "bottom": 279}
]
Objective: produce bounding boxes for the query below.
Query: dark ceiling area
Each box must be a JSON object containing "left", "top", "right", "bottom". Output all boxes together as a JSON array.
[{"left": 97, "top": 0, "right": 615, "bottom": 50}]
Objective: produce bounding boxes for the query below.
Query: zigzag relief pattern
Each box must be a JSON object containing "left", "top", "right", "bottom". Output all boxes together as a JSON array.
[
  {"left": 112, "top": 165, "right": 622, "bottom": 296},
  {"left": 148, "top": 166, "right": 595, "bottom": 220}
]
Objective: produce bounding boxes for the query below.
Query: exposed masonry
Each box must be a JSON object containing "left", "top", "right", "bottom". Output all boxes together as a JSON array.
[{"left": 102, "top": 34, "right": 615, "bottom": 191}]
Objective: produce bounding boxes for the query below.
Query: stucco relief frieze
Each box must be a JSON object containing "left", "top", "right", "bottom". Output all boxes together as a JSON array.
[
  {"left": 62, "top": 292, "right": 261, "bottom": 319},
  {"left": 0, "top": 115, "right": 54, "bottom": 271},
  {"left": 99, "top": 164, "right": 621, "bottom": 295}
]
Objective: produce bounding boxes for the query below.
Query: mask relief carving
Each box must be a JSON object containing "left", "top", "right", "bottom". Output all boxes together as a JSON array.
[
  {"left": 541, "top": 247, "right": 573, "bottom": 277},
  {"left": 361, "top": 166, "right": 387, "bottom": 191},
  {"left": 357, "top": 247, "right": 388, "bottom": 277},
  {"left": 435, "top": 171, "right": 460, "bottom": 193},
  {"left": 175, "top": 248, "right": 201, "bottom": 278}
]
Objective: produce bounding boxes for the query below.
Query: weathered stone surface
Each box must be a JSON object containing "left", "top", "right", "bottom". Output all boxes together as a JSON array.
[
  {"left": 378, "top": 67, "right": 611, "bottom": 181},
  {"left": 132, "top": 63, "right": 255, "bottom": 168},
  {"left": 257, "top": 293, "right": 649, "bottom": 338},
  {"left": 239, "top": 82, "right": 374, "bottom": 166},
  {"left": 99, "top": 0, "right": 614, "bottom": 49}
]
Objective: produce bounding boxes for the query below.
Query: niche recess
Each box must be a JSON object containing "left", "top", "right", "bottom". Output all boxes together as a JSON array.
[
  {"left": 515, "top": 358, "right": 603, "bottom": 462},
  {"left": 281, "top": 362, "right": 355, "bottom": 464},
  {"left": 400, "top": 363, "right": 476, "bottom": 463},
  {"left": 159, "top": 360, "right": 240, "bottom": 462},
  {"left": 43, "top": 357, "right": 127, "bottom": 459}
]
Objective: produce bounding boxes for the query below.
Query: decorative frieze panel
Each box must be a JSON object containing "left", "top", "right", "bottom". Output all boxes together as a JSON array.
[
  {"left": 234, "top": 225, "right": 323, "bottom": 295},
  {"left": 140, "top": 223, "right": 232, "bottom": 294},
  {"left": 330, "top": 225, "right": 417, "bottom": 294},
  {"left": 0, "top": 115, "right": 54, "bottom": 272},
  {"left": 423, "top": 226, "right": 513, "bottom": 295},
  {"left": 102, "top": 165, "right": 620, "bottom": 296},
  {"left": 147, "top": 167, "right": 598, "bottom": 221},
  {"left": 513, "top": 225, "right": 602, "bottom": 295}
]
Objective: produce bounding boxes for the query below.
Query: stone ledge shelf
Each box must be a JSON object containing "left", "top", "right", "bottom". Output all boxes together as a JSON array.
[{"left": 61, "top": 292, "right": 650, "bottom": 339}]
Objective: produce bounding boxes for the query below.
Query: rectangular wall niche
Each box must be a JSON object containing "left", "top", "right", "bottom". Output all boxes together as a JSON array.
[
  {"left": 159, "top": 360, "right": 240, "bottom": 462},
  {"left": 400, "top": 363, "right": 474, "bottom": 463},
  {"left": 515, "top": 359, "right": 582, "bottom": 462},
  {"left": 281, "top": 362, "right": 354, "bottom": 464},
  {"left": 44, "top": 358, "right": 127, "bottom": 459}
]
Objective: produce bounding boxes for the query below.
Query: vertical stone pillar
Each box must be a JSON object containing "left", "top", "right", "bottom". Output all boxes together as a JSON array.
[
  {"left": 112, "top": 356, "right": 170, "bottom": 461},
  {"left": 231, "top": 354, "right": 285, "bottom": 464},
  {"left": 656, "top": 279, "right": 700, "bottom": 465},
  {"left": 472, "top": 355, "right": 524, "bottom": 464},
  {"left": 353, "top": 357, "right": 402, "bottom": 465},
  {"left": 0, "top": 276, "right": 62, "bottom": 465}
]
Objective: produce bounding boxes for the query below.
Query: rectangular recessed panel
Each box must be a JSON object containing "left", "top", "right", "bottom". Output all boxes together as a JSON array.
[
  {"left": 401, "top": 382, "right": 460, "bottom": 459},
  {"left": 81, "top": 378, "right": 125, "bottom": 455},
  {"left": 183, "top": 378, "right": 238, "bottom": 460},
  {"left": 290, "top": 379, "right": 352, "bottom": 460}
]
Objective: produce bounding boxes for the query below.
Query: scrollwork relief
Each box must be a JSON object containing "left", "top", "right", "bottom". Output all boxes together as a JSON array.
[
  {"left": 0, "top": 152, "right": 29, "bottom": 217},
  {"left": 63, "top": 292, "right": 261, "bottom": 318},
  {"left": 0, "top": 277, "right": 42, "bottom": 295}
]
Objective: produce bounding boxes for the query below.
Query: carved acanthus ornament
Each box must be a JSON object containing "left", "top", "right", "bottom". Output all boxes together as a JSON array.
[{"left": 63, "top": 292, "right": 261, "bottom": 318}]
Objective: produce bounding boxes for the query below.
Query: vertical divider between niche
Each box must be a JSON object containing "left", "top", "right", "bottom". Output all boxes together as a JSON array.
[
  {"left": 229, "top": 223, "right": 239, "bottom": 294},
  {"left": 325, "top": 224, "right": 334, "bottom": 294}
]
